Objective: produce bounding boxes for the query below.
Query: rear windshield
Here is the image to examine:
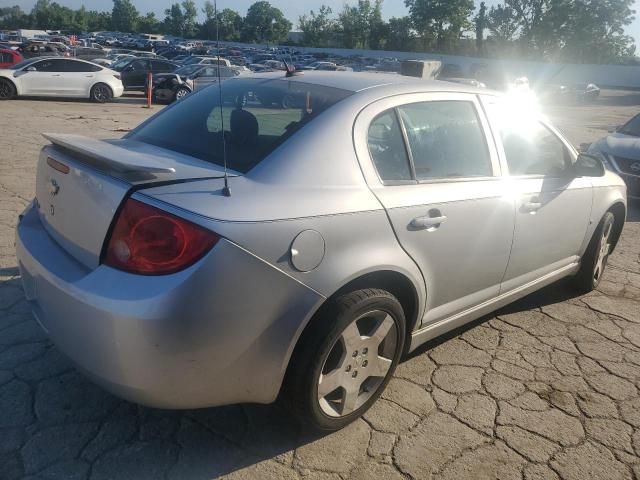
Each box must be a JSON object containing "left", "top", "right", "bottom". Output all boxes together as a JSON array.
[{"left": 128, "top": 77, "right": 353, "bottom": 173}]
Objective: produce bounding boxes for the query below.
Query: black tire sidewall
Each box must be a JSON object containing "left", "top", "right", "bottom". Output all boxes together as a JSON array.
[
  {"left": 575, "top": 211, "right": 615, "bottom": 292},
  {"left": 0, "top": 79, "right": 17, "bottom": 100},
  {"left": 290, "top": 289, "right": 406, "bottom": 431},
  {"left": 91, "top": 83, "right": 112, "bottom": 103}
]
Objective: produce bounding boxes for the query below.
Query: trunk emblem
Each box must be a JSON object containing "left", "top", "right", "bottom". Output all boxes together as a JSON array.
[{"left": 49, "top": 179, "right": 60, "bottom": 196}]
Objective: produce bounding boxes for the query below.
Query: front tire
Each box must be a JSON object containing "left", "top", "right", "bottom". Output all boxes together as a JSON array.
[
  {"left": 0, "top": 78, "right": 17, "bottom": 100},
  {"left": 573, "top": 211, "right": 615, "bottom": 293},
  {"left": 286, "top": 289, "right": 406, "bottom": 431},
  {"left": 90, "top": 83, "right": 113, "bottom": 103},
  {"left": 174, "top": 87, "right": 191, "bottom": 101}
]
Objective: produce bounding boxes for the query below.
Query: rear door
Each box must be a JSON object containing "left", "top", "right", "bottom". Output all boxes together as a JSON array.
[
  {"left": 481, "top": 96, "right": 592, "bottom": 290},
  {"left": 355, "top": 92, "right": 515, "bottom": 325}
]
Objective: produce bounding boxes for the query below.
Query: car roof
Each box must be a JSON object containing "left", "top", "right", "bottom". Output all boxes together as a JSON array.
[{"left": 247, "top": 71, "right": 489, "bottom": 95}]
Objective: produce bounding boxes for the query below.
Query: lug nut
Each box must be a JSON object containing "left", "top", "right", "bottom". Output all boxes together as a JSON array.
[
  {"left": 352, "top": 350, "right": 358, "bottom": 357},
  {"left": 362, "top": 360, "right": 368, "bottom": 367},
  {"left": 363, "top": 347, "right": 368, "bottom": 355},
  {"left": 345, "top": 365, "right": 352, "bottom": 372},
  {"left": 352, "top": 371, "right": 358, "bottom": 378}
]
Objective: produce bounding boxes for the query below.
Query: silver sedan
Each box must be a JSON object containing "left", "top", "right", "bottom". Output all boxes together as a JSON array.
[{"left": 16, "top": 72, "right": 627, "bottom": 431}]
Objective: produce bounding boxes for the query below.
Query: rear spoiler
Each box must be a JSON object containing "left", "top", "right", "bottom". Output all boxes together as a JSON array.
[{"left": 43, "top": 133, "right": 176, "bottom": 174}]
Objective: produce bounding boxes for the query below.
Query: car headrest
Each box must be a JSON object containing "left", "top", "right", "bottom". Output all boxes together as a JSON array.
[{"left": 230, "top": 108, "right": 258, "bottom": 145}]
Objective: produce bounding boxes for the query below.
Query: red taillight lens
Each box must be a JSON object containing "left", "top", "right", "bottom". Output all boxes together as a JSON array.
[{"left": 104, "top": 199, "right": 219, "bottom": 275}]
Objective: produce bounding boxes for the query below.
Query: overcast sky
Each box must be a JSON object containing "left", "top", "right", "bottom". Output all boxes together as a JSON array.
[{"left": 3, "top": 0, "right": 640, "bottom": 46}]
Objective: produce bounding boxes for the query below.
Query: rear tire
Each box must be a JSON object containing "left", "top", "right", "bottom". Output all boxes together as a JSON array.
[
  {"left": 285, "top": 289, "right": 406, "bottom": 431},
  {"left": 90, "top": 83, "right": 113, "bottom": 103},
  {"left": 0, "top": 78, "right": 17, "bottom": 100},
  {"left": 573, "top": 211, "right": 615, "bottom": 293}
]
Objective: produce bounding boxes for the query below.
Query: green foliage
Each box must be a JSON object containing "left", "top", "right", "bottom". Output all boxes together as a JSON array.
[
  {"left": 0, "top": 0, "right": 636, "bottom": 64},
  {"left": 338, "top": 0, "right": 385, "bottom": 49},
  {"left": 299, "top": 5, "right": 336, "bottom": 47},
  {"left": 405, "top": 0, "right": 475, "bottom": 52},
  {"left": 242, "top": 1, "right": 291, "bottom": 43},
  {"left": 111, "top": 0, "right": 138, "bottom": 32}
]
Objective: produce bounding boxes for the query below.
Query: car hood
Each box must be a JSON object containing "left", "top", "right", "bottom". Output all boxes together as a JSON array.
[{"left": 593, "top": 132, "right": 640, "bottom": 160}]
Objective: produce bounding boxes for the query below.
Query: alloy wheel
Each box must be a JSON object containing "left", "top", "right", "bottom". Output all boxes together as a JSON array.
[
  {"left": 317, "top": 309, "right": 398, "bottom": 417},
  {"left": 93, "top": 85, "right": 109, "bottom": 102},
  {"left": 176, "top": 89, "right": 189, "bottom": 100},
  {"left": 593, "top": 219, "right": 612, "bottom": 283},
  {"left": 0, "top": 81, "right": 13, "bottom": 99}
]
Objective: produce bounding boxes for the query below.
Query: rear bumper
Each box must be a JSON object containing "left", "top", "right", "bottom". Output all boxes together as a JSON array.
[
  {"left": 16, "top": 203, "right": 323, "bottom": 409},
  {"left": 112, "top": 83, "right": 124, "bottom": 98}
]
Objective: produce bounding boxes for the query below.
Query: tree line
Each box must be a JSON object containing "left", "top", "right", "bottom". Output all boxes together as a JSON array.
[{"left": 0, "top": 0, "right": 636, "bottom": 64}]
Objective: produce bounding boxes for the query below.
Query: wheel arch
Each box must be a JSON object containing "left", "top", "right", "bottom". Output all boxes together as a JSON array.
[
  {"left": 608, "top": 201, "right": 626, "bottom": 252},
  {"left": 0, "top": 76, "right": 19, "bottom": 96}
]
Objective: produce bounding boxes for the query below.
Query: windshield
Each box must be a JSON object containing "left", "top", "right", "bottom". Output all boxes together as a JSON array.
[
  {"left": 111, "top": 58, "right": 132, "bottom": 70},
  {"left": 10, "top": 58, "right": 39, "bottom": 70},
  {"left": 183, "top": 57, "right": 202, "bottom": 65},
  {"left": 175, "top": 65, "right": 201, "bottom": 76},
  {"left": 129, "top": 77, "right": 352, "bottom": 173},
  {"left": 618, "top": 114, "right": 640, "bottom": 137}
]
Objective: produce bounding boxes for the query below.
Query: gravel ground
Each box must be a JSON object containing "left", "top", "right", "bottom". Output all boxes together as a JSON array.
[{"left": 0, "top": 91, "right": 639, "bottom": 480}]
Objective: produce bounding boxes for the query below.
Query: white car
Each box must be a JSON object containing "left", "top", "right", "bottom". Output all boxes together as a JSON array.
[{"left": 0, "top": 57, "right": 124, "bottom": 103}]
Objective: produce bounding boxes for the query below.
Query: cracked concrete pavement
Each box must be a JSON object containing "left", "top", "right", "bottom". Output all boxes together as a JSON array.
[{"left": 1, "top": 93, "right": 639, "bottom": 480}]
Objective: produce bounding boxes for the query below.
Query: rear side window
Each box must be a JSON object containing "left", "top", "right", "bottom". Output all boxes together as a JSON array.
[
  {"left": 368, "top": 111, "right": 412, "bottom": 182},
  {"left": 129, "top": 78, "right": 352, "bottom": 173},
  {"left": 398, "top": 101, "right": 492, "bottom": 180}
]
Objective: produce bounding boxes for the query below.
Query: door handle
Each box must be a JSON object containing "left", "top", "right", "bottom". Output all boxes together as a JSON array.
[
  {"left": 523, "top": 201, "right": 543, "bottom": 212},
  {"left": 411, "top": 215, "right": 447, "bottom": 229},
  {"left": 51, "top": 74, "right": 61, "bottom": 77}
]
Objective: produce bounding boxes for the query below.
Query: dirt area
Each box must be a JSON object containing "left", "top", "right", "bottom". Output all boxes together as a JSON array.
[{"left": 0, "top": 90, "right": 639, "bottom": 480}]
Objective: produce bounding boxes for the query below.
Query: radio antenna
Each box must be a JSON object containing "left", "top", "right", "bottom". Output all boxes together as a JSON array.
[{"left": 214, "top": 0, "right": 231, "bottom": 197}]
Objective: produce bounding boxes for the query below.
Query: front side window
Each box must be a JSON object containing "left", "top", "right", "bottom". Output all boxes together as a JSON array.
[
  {"left": 397, "top": 101, "right": 493, "bottom": 180},
  {"left": 485, "top": 99, "right": 570, "bottom": 176}
]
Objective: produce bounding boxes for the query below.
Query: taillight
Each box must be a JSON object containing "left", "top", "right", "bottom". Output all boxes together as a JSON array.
[{"left": 104, "top": 198, "right": 219, "bottom": 275}]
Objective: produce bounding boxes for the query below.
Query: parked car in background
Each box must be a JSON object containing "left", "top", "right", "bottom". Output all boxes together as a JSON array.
[
  {"left": 18, "top": 42, "right": 66, "bottom": 58},
  {"left": 152, "top": 64, "right": 245, "bottom": 103},
  {"left": 112, "top": 57, "right": 177, "bottom": 91},
  {"left": 71, "top": 47, "right": 107, "bottom": 61},
  {"left": 182, "top": 56, "right": 232, "bottom": 67},
  {"left": 587, "top": 112, "right": 640, "bottom": 200},
  {"left": 0, "top": 48, "right": 23, "bottom": 69},
  {"left": 0, "top": 57, "right": 123, "bottom": 102},
  {"left": 15, "top": 73, "right": 626, "bottom": 432},
  {"left": 439, "top": 77, "right": 487, "bottom": 88},
  {"left": 536, "top": 82, "right": 600, "bottom": 103}
]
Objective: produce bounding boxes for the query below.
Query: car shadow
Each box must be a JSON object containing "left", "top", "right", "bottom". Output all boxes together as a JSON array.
[
  {"left": 407, "top": 277, "right": 581, "bottom": 359},
  {"left": 593, "top": 92, "right": 640, "bottom": 107},
  {"left": 17, "top": 95, "right": 146, "bottom": 106}
]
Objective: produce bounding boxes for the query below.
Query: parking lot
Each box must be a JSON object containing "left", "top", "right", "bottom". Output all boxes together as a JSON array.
[{"left": 0, "top": 91, "right": 639, "bottom": 480}]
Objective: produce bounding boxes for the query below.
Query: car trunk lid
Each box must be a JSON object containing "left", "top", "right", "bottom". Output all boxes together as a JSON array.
[{"left": 35, "top": 134, "right": 232, "bottom": 269}]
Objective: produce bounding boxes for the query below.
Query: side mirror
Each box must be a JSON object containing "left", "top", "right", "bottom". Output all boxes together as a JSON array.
[
  {"left": 574, "top": 153, "right": 605, "bottom": 177},
  {"left": 26, "top": 66, "right": 36, "bottom": 72}
]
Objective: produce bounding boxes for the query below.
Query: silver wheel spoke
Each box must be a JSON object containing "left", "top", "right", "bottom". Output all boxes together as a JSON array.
[
  {"left": 369, "top": 356, "right": 393, "bottom": 378},
  {"left": 370, "top": 314, "right": 394, "bottom": 347},
  {"left": 318, "top": 370, "right": 343, "bottom": 397},
  {"left": 341, "top": 385, "right": 360, "bottom": 414},
  {"left": 341, "top": 322, "right": 362, "bottom": 350}
]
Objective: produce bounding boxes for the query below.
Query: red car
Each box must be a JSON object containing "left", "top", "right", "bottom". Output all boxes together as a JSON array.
[{"left": 0, "top": 49, "right": 23, "bottom": 69}]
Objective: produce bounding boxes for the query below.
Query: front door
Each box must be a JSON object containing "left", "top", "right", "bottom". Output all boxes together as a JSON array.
[
  {"left": 18, "top": 59, "right": 68, "bottom": 95},
  {"left": 481, "top": 96, "right": 592, "bottom": 290},
  {"left": 357, "top": 93, "right": 515, "bottom": 325}
]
